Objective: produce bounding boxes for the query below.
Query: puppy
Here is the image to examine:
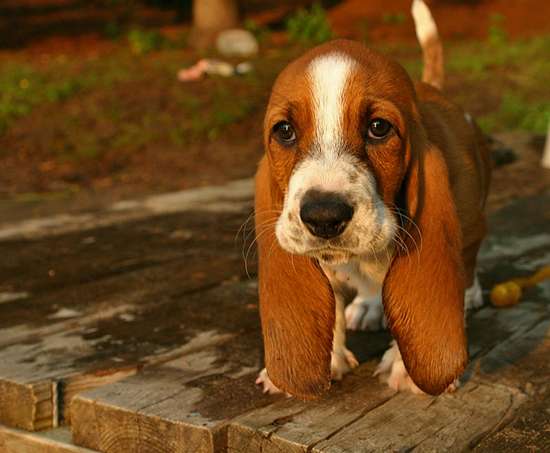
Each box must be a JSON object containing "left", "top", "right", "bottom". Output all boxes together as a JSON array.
[{"left": 254, "top": 0, "right": 491, "bottom": 399}]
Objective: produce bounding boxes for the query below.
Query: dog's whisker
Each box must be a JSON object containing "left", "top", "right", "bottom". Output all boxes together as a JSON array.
[{"left": 243, "top": 222, "right": 279, "bottom": 277}]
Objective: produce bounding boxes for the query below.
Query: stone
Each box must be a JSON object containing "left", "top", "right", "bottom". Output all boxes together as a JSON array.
[{"left": 216, "top": 29, "right": 259, "bottom": 58}]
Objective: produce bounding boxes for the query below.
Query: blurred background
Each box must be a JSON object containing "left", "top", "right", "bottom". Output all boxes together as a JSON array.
[{"left": 0, "top": 0, "right": 549, "bottom": 213}]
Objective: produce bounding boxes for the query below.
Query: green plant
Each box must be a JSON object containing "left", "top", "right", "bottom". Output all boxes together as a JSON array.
[
  {"left": 382, "top": 12, "right": 406, "bottom": 25},
  {"left": 479, "top": 93, "right": 550, "bottom": 134},
  {"left": 244, "top": 19, "right": 270, "bottom": 43},
  {"left": 0, "top": 63, "right": 35, "bottom": 132},
  {"left": 0, "top": 53, "right": 135, "bottom": 135},
  {"left": 488, "top": 13, "right": 507, "bottom": 47},
  {"left": 127, "top": 28, "right": 164, "bottom": 55},
  {"left": 0, "top": 63, "right": 81, "bottom": 133},
  {"left": 286, "top": 3, "right": 333, "bottom": 46}
]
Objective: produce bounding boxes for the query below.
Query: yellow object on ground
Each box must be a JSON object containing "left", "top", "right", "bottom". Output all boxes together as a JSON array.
[{"left": 490, "top": 265, "right": 550, "bottom": 307}]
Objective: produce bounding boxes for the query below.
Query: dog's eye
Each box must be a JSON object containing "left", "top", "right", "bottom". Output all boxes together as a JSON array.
[
  {"left": 367, "top": 118, "right": 392, "bottom": 139},
  {"left": 273, "top": 121, "right": 297, "bottom": 146}
]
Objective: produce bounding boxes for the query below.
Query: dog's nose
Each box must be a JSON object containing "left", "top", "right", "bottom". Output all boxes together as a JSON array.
[{"left": 300, "top": 191, "right": 354, "bottom": 239}]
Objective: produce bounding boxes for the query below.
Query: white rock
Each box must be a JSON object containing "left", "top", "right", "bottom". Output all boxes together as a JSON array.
[
  {"left": 216, "top": 29, "right": 258, "bottom": 58},
  {"left": 235, "top": 61, "right": 253, "bottom": 75},
  {"left": 204, "top": 59, "right": 234, "bottom": 77}
]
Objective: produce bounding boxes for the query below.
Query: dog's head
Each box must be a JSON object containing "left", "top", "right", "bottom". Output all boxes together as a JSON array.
[
  {"left": 255, "top": 40, "right": 467, "bottom": 399},
  {"left": 267, "top": 41, "right": 412, "bottom": 265}
]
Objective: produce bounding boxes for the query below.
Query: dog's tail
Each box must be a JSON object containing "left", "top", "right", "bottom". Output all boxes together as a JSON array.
[{"left": 411, "top": 0, "right": 444, "bottom": 89}]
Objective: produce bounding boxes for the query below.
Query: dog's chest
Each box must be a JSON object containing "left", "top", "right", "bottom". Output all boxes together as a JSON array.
[{"left": 322, "top": 254, "right": 391, "bottom": 298}]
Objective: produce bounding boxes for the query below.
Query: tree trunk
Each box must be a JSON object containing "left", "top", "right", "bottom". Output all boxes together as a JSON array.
[{"left": 191, "top": 0, "right": 239, "bottom": 49}]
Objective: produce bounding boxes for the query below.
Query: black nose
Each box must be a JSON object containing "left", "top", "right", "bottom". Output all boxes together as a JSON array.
[{"left": 300, "top": 191, "right": 354, "bottom": 239}]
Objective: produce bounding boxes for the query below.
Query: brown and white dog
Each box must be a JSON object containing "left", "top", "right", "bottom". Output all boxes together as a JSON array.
[{"left": 254, "top": 0, "right": 491, "bottom": 399}]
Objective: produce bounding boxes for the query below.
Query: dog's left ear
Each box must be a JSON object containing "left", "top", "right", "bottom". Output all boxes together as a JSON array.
[
  {"left": 255, "top": 156, "right": 335, "bottom": 400},
  {"left": 383, "top": 135, "right": 468, "bottom": 395}
]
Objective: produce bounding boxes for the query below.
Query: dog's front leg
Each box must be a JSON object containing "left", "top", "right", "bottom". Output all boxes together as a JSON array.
[
  {"left": 322, "top": 266, "right": 359, "bottom": 380},
  {"left": 331, "top": 292, "right": 359, "bottom": 380}
]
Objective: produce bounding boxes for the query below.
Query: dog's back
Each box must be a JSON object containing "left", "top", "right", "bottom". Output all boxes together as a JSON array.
[{"left": 413, "top": 0, "right": 491, "bottom": 286}]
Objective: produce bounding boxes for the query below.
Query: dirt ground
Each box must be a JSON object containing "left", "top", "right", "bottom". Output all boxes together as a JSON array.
[
  {"left": 329, "top": 0, "right": 550, "bottom": 41},
  {"left": 0, "top": 0, "right": 549, "bottom": 207}
]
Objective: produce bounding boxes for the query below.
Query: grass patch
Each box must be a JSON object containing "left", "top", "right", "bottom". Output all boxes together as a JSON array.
[
  {"left": 244, "top": 19, "right": 270, "bottom": 44},
  {"left": 0, "top": 62, "right": 83, "bottom": 133},
  {"left": 478, "top": 94, "right": 550, "bottom": 134},
  {"left": 447, "top": 35, "right": 550, "bottom": 80},
  {"left": 382, "top": 12, "right": 406, "bottom": 25},
  {"left": 127, "top": 28, "right": 165, "bottom": 55},
  {"left": 286, "top": 3, "right": 333, "bottom": 46},
  {"left": 2, "top": 33, "right": 548, "bottom": 169},
  {"left": 487, "top": 13, "right": 508, "bottom": 47},
  {"left": 381, "top": 35, "right": 550, "bottom": 134},
  {"left": 2, "top": 46, "right": 289, "bottom": 163},
  {"left": 0, "top": 53, "right": 136, "bottom": 134},
  {"left": 445, "top": 35, "right": 550, "bottom": 133}
]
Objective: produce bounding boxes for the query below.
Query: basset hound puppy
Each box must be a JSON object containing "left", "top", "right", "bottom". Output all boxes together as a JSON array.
[{"left": 254, "top": 0, "right": 491, "bottom": 399}]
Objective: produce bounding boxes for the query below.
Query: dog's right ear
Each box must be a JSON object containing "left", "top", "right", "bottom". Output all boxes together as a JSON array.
[{"left": 255, "top": 156, "right": 335, "bottom": 400}]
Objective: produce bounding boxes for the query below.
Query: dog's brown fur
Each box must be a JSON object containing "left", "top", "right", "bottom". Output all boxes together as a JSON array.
[{"left": 255, "top": 40, "right": 491, "bottom": 398}]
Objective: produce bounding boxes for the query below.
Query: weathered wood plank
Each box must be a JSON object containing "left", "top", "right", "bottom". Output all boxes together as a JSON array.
[
  {"left": 311, "top": 380, "right": 525, "bottom": 453},
  {"left": 69, "top": 313, "right": 550, "bottom": 453},
  {"left": 70, "top": 340, "right": 278, "bottom": 453},
  {"left": 477, "top": 318, "right": 550, "bottom": 392},
  {"left": 329, "top": 320, "right": 550, "bottom": 453},
  {"left": 225, "top": 307, "right": 548, "bottom": 453},
  {"left": 465, "top": 319, "right": 550, "bottom": 452},
  {"left": 310, "top": 320, "right": 550, "bottom": 452},
  {"left": 0, "top": 208, "right": 253, "bottom": 317},
  {"left": 0, "top": 425, "right": 97, "bottom": 453},
  {"left": 0, "top": 381, "right": 55, "bottom": 432},
  {"left": 0, "top": 251, "right": 245, "bottom": 346},
  {"left": 227, "top": 363, "right": 395, "bottom": 453},
  {"left": 0, "top": 178, "right": 253, "bottom": 241},
  {"left": 0, "top": 205, "right": 258, "bottom": 431},
  {"left": 0, "top": 277, "right": 259, "bottom": 430}
]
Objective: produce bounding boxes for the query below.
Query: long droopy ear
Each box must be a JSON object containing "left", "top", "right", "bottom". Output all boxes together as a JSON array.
[
  {"left": 383, "top": 142, "right": 468, "bottom": 395},
  {"left": 255, "top": 156, "right": 335, "bottom": 400}
]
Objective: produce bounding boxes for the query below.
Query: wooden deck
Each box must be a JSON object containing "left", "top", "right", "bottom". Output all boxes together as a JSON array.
[{"left": 1, "top": 179, "right": 549, "bottom": 452}]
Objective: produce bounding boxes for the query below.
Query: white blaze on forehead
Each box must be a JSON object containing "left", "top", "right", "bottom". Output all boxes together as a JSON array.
[{"left": 308, "top": 53, "right": 356, "bottom": 156}]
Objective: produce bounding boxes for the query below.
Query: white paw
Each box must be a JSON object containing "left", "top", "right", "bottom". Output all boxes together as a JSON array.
[
  {"left": 374, "top": 341, "right": 424, "bottom": 394},
  {"left": 345, "top": 297, "right": 386, "bottom": 331},
  {"left": 375, "top": 341, "right": 459, "bottom": 394},
  {"left": 331, "top": 347, "right": 359, "bottom": 380},
  {"left": 465, "top": 275, "right": 484, "bottom": 311},
  {"left": 255, "top": 368, "right": 290, "bottom": 396}
]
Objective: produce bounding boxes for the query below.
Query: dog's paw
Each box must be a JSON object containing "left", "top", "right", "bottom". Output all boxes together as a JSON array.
[
  {"left": 345, "top": 297, "right": 385, "bottom": 331},
  {"left": 374, "top": 341, "right": 424, "bottom": 394},
  {"left": 255, "top": 368, "right": 290, "bottom": 396},
  {"left": 375, "top": 341, "right": 459, "bottom": 394},
  {"left": 331, "top": 347, "right": 359, "bottom": 380}
]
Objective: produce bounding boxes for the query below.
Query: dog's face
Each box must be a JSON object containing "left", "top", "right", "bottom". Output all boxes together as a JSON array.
[{"left": 265, "top": 41, "right": 417, "bottom": 265}]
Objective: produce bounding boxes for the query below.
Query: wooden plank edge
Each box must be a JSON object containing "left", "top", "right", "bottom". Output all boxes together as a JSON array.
[
  {"left": 61, "top": 331, "right": 235, "bottom": 424},
  {"left": 0, "top": 380, "right": 55, "bottom": 431},
  {"left": 0, "top": 331, "right": 234, "bottom": 431},
  {"left": 0, "top": 424, "right": 98, "bottom": 453},
  {"left": 70, "top": 392, "right": 219, "bottom": 453}
]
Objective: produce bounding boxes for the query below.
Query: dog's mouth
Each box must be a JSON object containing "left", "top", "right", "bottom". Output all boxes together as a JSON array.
[
  {"left": 304, "top": 235, "right": 392, "bottom": 265},
  {"left": 306, "top": 247, "right": 352, "bottom": 265}
]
